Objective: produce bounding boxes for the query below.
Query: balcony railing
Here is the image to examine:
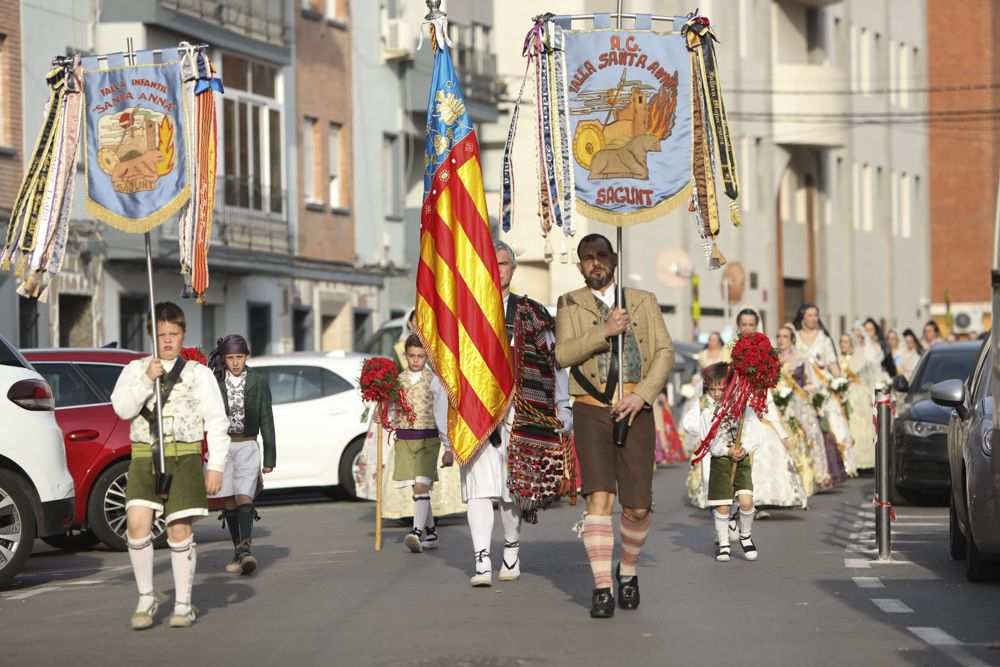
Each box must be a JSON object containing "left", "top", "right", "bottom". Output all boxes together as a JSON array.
[
  {"left": 160, "top": 0, "right": 288, "bottom": 47},
  {"left": 161, "top": 175, "right": 292, "bottom": 255},
  {"left": 453, "top": 49, "right": 497, "bottom": 105}
]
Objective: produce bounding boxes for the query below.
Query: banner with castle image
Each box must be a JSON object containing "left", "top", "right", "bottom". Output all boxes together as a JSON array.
[
  {"left": 563, "top": 27, "right": 692, "bottom": 225},
  {"left": 82, "top": 49, "right": 189, "bottom": 232}
]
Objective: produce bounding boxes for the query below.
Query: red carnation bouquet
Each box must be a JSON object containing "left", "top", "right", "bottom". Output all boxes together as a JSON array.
[
  {"left": 180, "top": 347, "right": 207, "bottom": 365},
  {"left": 358, "top": 356, "right": 414, "bottom": 436},
  {"left": 691, "top": 332, "right": 781, "bottom": 464}
]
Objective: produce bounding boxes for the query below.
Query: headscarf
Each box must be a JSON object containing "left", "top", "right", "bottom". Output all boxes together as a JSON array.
[{"left": 208, "top": 334, "right": 251, "bottom": 380}]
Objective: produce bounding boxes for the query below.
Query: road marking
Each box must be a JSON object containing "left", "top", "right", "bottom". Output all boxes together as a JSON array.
[
  {"left": 844, "top": 558, "right": 871, "bottom": 568},
  {"left": 872, "top": 598, "right": 913, "bottom": 613},
  {"left": 908, "top": 627, "right": 993, "bottom": 667},
  {"left": 3, "top": 579, "right": 105, "bottom": 600},
  {"left": 853, "top": 576, "right": 884, "bottom": 588}
]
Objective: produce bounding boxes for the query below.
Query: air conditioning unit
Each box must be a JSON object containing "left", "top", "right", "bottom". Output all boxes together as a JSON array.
[
  {"left": 383, "top": 19, "right": 414, "bottom": 61},
  {"left": 951, "top": 309, "right": 977, "bottom": 335}
]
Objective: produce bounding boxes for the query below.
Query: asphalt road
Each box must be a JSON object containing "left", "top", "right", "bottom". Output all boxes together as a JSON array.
[{"left": 3, "top": 465, "right": 998, "bottom": 667}]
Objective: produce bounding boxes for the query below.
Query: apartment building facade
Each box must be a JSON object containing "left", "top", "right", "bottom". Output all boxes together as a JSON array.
[
  {"left": 483, "top": 0, "right": 930, "bottom": 342},
  {"left": 0, "top": 0, "right": 24, "bottom": 344},
  {"left": 8, "top": 0, "right": 385, "bottom": 353}
]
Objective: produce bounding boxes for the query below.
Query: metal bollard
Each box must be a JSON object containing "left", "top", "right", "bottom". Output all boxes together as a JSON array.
[{"left": 875, "top": 387, "right": 893, "bottom": 560}]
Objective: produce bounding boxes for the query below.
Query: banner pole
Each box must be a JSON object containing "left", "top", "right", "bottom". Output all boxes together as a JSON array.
[
  {"left": 375, "top": 415, "right": 383, "bottom": 552},
  {"left": 614, "top": 0, "right": 625, "bottom": 407}
]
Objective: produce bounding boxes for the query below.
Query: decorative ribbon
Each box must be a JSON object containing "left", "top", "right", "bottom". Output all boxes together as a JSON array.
[
  {"left": 194, "top": 51, "right": 224, "bottom": 95},
  {"left": 177, "top": 46, "right": 198, "bottom": 296},
  {"left": 684, "top": 15, "right": 741, "bottom": 228},
  {"left": 873, "top": 494, "right": 897, "bottom": 522},
  {"left": 2, "top": 65, "right": 68, "bottom": 272},
  {"left": 191, "top": 48, "right": 219, "bottom": 302}
]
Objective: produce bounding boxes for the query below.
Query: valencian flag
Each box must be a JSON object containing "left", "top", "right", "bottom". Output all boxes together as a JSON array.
[{"left": 415, "top": 34, "right": 515, "bottom": 466}]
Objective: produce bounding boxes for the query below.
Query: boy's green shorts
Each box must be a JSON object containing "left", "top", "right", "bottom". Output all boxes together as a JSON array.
[
  {"left": 392, "top": 437, "right": 441, "bottom": 484},
  {"left": 125, "top": 447, "right": 208, "bottom": 524},
  {"left": 707, "top": 455, "right": 753, "bottom": 507}
]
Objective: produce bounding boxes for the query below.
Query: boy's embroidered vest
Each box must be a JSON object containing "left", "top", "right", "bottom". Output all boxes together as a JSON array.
[
  {"left": 130, "top": 359, "right": 205, "bottom": 444},
  {"left": 397, "top": 368, "right": 437, "bottom": 430}
]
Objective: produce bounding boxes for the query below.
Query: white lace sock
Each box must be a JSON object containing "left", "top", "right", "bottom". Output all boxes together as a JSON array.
[
  {"left": 127, "top": 533, "right": 155, "bottom": 613},
  {"left": 714, "top": 511, "right": 731, "bottom": 547},
  {"left": 168, "top": 535, "right": 196, "bottom": 613},
  {"left": 412, "top": 494, "right": 431, "bottom": 533},
  {"left": 499, "top": 499, "right": 521, "bottom": 567},
  {"left": 738, "top": 507, "right": 755, "bottom": 539}
]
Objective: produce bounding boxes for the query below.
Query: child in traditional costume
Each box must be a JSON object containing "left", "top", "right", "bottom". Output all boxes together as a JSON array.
[
  {"left": 207, "top": 334, "right": 276, "bottom": 575},
  {"left": 394, "top": 334, "right": 453, "bottom": 552},
  {"left": 111, "top": 302, "right": 230, "bottom": 629},
  {"left": 684, "top": 362, "right": 762, "bottom": 562}
]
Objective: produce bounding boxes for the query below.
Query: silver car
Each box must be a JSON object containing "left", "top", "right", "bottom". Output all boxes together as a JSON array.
[{"left": 931, "top": 336, "right": 1000, "bottom": 581}]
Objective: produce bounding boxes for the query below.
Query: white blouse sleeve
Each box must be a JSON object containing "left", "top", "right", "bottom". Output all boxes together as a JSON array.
[{"left": 110, "top": 359, "right": 155, "bottom": 420}]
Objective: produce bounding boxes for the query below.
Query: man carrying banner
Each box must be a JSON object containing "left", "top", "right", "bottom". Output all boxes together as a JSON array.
[
  {"left": 555, "top": 233, "right": 674, "bottom": 618},
  {"left": 462, "top": 240, "right": 573, "bottom": 587}
]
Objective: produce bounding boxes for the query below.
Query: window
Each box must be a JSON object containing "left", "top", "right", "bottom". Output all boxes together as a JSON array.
[
  {"left": 329, "top": 123, "right": 341, "bottom": 208},
  {"left": 383, "top": 133, "right": 401, "bottom": 218},
  {"left": 901, "top": 173, "right": 912, "bottom": 239},
  {"left": 326, "top": 0, "right": 338, "bottom": 20},
  {"left": 805, "top": 9, "right": 821, "bottom": 62},
  {"left": 33, "top": 363, "right": 102, "bottom": 408},
  {"left": 120, "top": 295, "right": 147, "bottom": 352},
  {"left": 738, "top": 0, "right": 749, "bottom": 59},
  {"left": 293, "top": 307, "right": 312, "bottom": 351},
  {"left": 860, "top": 28, "right": 871, "bottom": 95},
  {"left": 256, "top": 365, "right": 351, "bottom": 403},
  {"left": 78, "top": 363, "right": 126, "bottom": 400},
  {"left": 222, "top": 54, "right": 283, "bottom": 214},
  {"left": 353, "top": 308, "right": 373, "bottom": 351},
  {"left": 18, "top": 297, "right": 39, "bottom": 349},
  {"left": 889, "top": 40, "right": 897, "bottom": 105},
  {"left": 201, "top": 304, "right": 217, "bottom": 350},
  {"left": 862, "top": 163, "right": 873, "bottom": 232},
  {"left": 248, "top": 303, "right": 272, "bottom": 356},
  {"left": 876, "top": 165, "right": 883, "bottom": 232},
  {"left": 899, "top": 44, "right": 911, "bottom": 108},
  {"left": 891, "top": 170, "right": 899, "bottom": 237},
  {"left": 303, "top": 116, "right": 317, "bottom": 202},
  {"left": 849, "top": 26, "right": 858, "bottom": 92},
  {"left": 851, "top": 161, "right": 860, "bottom": 230}
]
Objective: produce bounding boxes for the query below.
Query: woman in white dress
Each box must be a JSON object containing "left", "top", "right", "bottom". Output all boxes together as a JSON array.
[
  {"left": 840, "top": 331, "right": 878, "bottom": 471},
  {"left": 793, "top": 304, "right": 852, "bottom": 484},
  {"left": 774, "top": 324, "right": 826, "bottom": 495},
  {"left": 898, "top": 328, "right": 924, "bottom": 381},
  {"left": 735, "top": 309, "right": 807, "bottom": 510}
]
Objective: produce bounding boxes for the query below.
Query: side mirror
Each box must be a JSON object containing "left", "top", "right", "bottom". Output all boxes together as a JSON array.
[
  {"left": 931, "top": 379, "right": 969, "bottom": 420},
  {"left": 892, "top": 375, "right": 909, "bottom": 393}
]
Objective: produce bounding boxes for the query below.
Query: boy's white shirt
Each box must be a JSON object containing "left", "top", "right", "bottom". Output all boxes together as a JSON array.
[
  {"left": 111, "top": 357, "right": 231, "bottom": 472},
  {"left": 401, "top": 368, "right": 451, "bottom": 451},
  {"left": 682, "top": 396, "right": 763, "bottom": 458}
]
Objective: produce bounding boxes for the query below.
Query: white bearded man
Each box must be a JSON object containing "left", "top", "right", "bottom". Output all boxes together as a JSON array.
[{"left": 461, "top": 239, "right": 573, "bottom": 587}]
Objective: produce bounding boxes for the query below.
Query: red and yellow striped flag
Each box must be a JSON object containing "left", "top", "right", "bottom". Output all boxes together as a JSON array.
[{"left": 415, "top": 41, "right": 514, "bottom": 466}]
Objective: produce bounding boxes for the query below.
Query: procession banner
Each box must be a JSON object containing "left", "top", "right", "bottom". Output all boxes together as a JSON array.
[
  {"left": 81, "top": 49, "right": 189, "bottom": 232},
  {"left": 562, "top": 26, "right": 692, "bottom": 226}
]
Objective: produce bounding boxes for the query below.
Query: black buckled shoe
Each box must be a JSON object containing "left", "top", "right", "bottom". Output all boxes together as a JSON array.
[
  {"left": 590, "top": 587, "right": 615, "bottom": 618},
  {"left": 615, "top": 563, "right": 640, "bottom": 610}
]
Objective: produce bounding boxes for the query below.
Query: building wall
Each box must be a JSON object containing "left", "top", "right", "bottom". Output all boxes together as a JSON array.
[
  {"left": 0, "top": 0, "right": 23, "bottom": 343},
  {"left": 927, "top": 0, "right": 998, "bottom": 321},
  {"left": 482, "top": 0, "right": 931, "bottom": 344},
  {"left": 296, "top": 0, "right": 355, "bottom": 263}
]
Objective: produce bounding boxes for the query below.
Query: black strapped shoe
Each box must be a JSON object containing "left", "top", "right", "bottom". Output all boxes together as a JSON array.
[
  {"left": 615, "top": 563, "right": 640, "bottom": 610},
  {"left": 590, "top": 587, "right": 615, "bottom": 618}
]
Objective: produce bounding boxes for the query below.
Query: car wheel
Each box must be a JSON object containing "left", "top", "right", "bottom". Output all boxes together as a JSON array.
[
  {"left": 0, "top": 469, "right": 37, "bottom": 589},
  {"left": 949, "top": 494, "right": 966, "bottom": 561},
  {"left": 338, "top": 437, "right": 366, "bottom": 500},
  {"left": 87, "top": 460, "right": 167, "bottom": 551},
  {"left": 965, "top": 516, "right": 1000, "bottom": 582},
  {"left": 42, "top": 529, "right": 101, "bottom": 552}
]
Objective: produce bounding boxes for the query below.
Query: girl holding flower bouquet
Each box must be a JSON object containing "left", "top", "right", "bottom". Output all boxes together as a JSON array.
[
  {"left": 794, "top": 304, "right": 853, "bottom": 483},
  {"left": 775, "top": 324, "right": 831, "bottom": 492}
]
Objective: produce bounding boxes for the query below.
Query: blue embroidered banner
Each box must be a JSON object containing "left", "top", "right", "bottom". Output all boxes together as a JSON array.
[
  {"left": 562, "top": 28, "right": 692, "bottom": 225},
  {"left": 82, "top": 49, "right": 189, "bottom": 232}
]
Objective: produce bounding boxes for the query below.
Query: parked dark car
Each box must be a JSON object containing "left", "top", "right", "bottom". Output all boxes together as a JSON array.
[
  {"left": 891, "top": 342, "right": 980, "bottom": 504},
  {"left": 931, "top": 336, "right": 1000, "bottom": 581}
]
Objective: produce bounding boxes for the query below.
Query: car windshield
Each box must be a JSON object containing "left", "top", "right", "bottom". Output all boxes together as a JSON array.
[{"left": 912, "top": 349, "right": 978, "bottom": 393}]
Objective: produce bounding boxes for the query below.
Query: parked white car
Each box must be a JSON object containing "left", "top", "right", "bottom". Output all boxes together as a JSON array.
[
  {"left": 249, "top": 351, "right": 370, "bottom": 497},
  {"left": 0, "top": 335, "right": 75, "bottom": 588}
]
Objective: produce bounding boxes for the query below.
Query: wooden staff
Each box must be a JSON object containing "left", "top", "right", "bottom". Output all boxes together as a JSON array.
[{"left": 375, "top": 411, "right": 383, "bottom": 552}]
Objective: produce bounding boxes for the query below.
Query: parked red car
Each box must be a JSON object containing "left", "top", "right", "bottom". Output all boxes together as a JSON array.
[{"left": 23, "top": 347, "right": 221, "bottom": 551}]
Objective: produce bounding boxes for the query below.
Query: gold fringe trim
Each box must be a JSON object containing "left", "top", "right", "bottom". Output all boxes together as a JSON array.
[
  {"left": 574, "top": 181, "right": 693, "bottom": 227},
  {"left": 84, "top": 187, "right": 190, "bottom": 234},
  {"left": 730, "top": 200, "right": 742, "bottom": 227}
]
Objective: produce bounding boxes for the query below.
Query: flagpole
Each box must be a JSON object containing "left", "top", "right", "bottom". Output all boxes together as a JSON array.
[
  {"left": 375, "top": 417, "right": 383, "bottom": 552},
  {"left": 127, "top": 36, "right": 170, "bottom": 499},
  {"left": 614, "top": 0, "right": 625, "bottom": 408}
]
